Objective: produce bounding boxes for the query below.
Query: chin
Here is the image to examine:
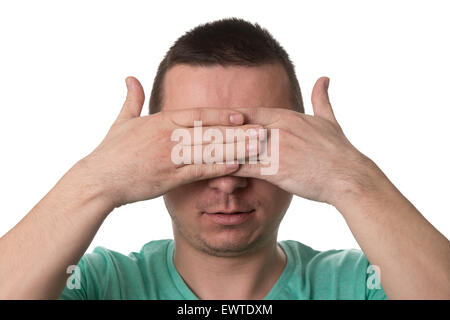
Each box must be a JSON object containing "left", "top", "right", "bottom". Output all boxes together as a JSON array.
[{"left": 196, "top": 228, "right": 265, "bottom": 257}]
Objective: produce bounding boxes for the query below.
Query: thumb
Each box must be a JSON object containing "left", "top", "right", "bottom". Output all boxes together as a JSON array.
[
  {"left": 311, "top": 77, "right": 337, "bottom": 123},
  {"left": 116, "top": 76, "right": 145, "bottom": 121}
]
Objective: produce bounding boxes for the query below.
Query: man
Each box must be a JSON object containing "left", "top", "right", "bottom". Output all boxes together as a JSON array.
[{"left": 0, "top": 18, "right": 449, "bottom": 300}]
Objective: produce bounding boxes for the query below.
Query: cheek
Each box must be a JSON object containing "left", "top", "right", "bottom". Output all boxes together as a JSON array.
[
  {"left": 163, "top": 182, "right": 205, "bottom": 217},
  {"left": 252, "top": 180, "right": 293, "bottom": 217}
]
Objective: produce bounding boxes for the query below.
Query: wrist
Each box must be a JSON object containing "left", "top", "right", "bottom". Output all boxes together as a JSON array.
[
  {"left": 63, "top": 157, "right": 118, "bottom": 214},
  {"left": 328, "top": 154, "right": 394, "bottom": 213}
]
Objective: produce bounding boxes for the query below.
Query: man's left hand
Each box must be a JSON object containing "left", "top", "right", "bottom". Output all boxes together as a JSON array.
[{"left": 232, "top": 77, "right": 381, "bottom": 205}]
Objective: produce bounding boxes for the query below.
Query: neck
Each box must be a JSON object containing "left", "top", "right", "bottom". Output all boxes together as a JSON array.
[{"left": 173, "top": 235, "right": 286, "bottom": 300}]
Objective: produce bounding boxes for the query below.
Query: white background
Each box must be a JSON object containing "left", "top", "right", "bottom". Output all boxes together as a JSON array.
[{"left": 0, "top": 0, "right": 449, "bottom": 255}]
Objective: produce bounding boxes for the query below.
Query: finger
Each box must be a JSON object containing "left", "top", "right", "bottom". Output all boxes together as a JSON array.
[
  {"left": 232, "top": 107, "right": 282, "bottom": 126},
  {"left": 116, "top": 76, "right": 145, "bottom": 121},
  {"left": 229, "top": 137, "right": 278, "bottom": 177},
  {"left": 172, "top": 137, "right": 262, "bottom": 168},
  {"left": 230, "top": 162, "right": 263, "bottom": 178},
  {"left": 181, "top": 124, "right": 264, "bottom": 145},
  {"left": 168, "top": 108, "right": 244, "bottom": 127},
  {"left": 311, "top": 77, "right": 337, "bottom": 123},
  {"left": 178, "top": 162, "right": 240, "bottom": 183}
]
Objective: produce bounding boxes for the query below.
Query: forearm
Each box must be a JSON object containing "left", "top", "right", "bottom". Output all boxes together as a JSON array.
[
  {"left": 333, "top": 159, "right": 450, "bottom": 299},
  {"left": 0, "top": 158, "right": 114, "bottom": 299}
]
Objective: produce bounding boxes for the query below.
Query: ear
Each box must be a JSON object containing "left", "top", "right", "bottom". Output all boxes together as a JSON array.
[
  {"left": 116, "top": 76, "right": 145, "bottom": 122},
  {"left": 311, "top": 77, "right": 337, "bottom": 123}
]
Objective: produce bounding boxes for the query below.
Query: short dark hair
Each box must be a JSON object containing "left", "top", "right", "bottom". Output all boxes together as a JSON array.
[{"left": 149, "top": 18, "right": 304, "bottom": 114}]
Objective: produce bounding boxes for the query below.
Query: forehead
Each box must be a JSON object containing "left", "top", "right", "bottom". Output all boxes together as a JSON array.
[{"left": 161, "top": 63, "right": 292, "bottom": 111}]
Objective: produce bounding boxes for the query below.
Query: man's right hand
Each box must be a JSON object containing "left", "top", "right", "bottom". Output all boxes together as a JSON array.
[
  {"left": 78, "top": 76, "right": 258, "bottom": 208},
  {"left": 0, "top": 76, "right": 260, "bottom": 299}
]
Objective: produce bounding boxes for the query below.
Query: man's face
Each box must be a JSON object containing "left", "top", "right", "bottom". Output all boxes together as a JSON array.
[{"left": 161, "top": 63, "right": 294, "bottom": 256}]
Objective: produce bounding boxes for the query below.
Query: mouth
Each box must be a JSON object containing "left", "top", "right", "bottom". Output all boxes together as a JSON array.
[{"left": 202, "top": 209, "right": 256, "bottom": 225}]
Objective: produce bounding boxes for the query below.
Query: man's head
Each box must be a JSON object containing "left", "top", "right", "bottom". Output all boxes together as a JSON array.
[
  {"left": 149, "top": 18, "right": 304, "bottom": 114},
  {"left": 150, "top": 18, "right": 303, "bottom": 257}
]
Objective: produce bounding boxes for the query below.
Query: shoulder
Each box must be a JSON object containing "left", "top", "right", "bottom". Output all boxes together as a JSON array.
[
  {"left": 76, "top": 239, "right": 173, "bottom": 277},
  {"left": 279, "top": 240, "right": 386, "bottom": 300},
  {"left": 59, "top": 239, "right": 174, "bottom": 299},
  {"left": 280, "top": 239, "right": 368, "bottom": 272},
  {"left": 82, "top": 239, "right": 173, "bottom": 264},
  {"left": 138, "top": 239, "right": 173, "bottom": 258}
]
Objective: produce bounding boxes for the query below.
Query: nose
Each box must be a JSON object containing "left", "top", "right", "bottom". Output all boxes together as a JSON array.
[{"left": 207, "top": 175, "right": 248, "bottom": 194}]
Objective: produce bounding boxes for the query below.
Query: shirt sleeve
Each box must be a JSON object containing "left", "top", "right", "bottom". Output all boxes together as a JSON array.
[
  {"left": 363, "top": 256, "right": 388, "bottom": 300},
  {"left": 292, "top": 241, "right": 389, "bottom": 300},
  {"left": 58, "top": 256, "right": 89, "bottom": 300},
  {"left": 58, "top": 246, "right": 114, "bottom": 300}
]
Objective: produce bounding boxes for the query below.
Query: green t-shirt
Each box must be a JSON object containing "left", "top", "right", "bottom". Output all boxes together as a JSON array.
[{"left": 59, "top": 239, "right": 387, "bottom": 300}]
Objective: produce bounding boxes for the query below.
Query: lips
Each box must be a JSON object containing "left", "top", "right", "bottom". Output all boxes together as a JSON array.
[
  {"left": 205, "top": 209, "right": 255, "bottom": 215},
  {"left": 202, "top": 209, "right": 256, "bottom": 225}
]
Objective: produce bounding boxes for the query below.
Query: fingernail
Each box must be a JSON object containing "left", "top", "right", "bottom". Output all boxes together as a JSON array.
[
  {"left": 125, "top": 77, "right": 132, "bottom": 90},
  {"left": 229, "top": 113, "right": 243, "bottom": 125},
  {"left": 325, "top": 78, "right": 330, "bottom": 90}
]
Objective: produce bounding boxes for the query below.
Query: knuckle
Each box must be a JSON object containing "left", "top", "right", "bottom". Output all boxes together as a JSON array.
[
  {"left": 159, "top": 110, "right": 168, "bottom": 119},
  {"left": 220, "top": 109, "right": 229, "bottom": 124},
  {"left": 161, "top": 110, "right": 176, "bottom": 126},
  {"left": 247, "top": 108, "right": 257, "bottom": 121},
  {"left": 279, "top": 108, "right": 292, "bottom": 116},
  {"left": 295, "top": 113, "right": 307, "bottom": 122},
  {"left": 277, "top": 127, "right": 289, "bottom": 139}
]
